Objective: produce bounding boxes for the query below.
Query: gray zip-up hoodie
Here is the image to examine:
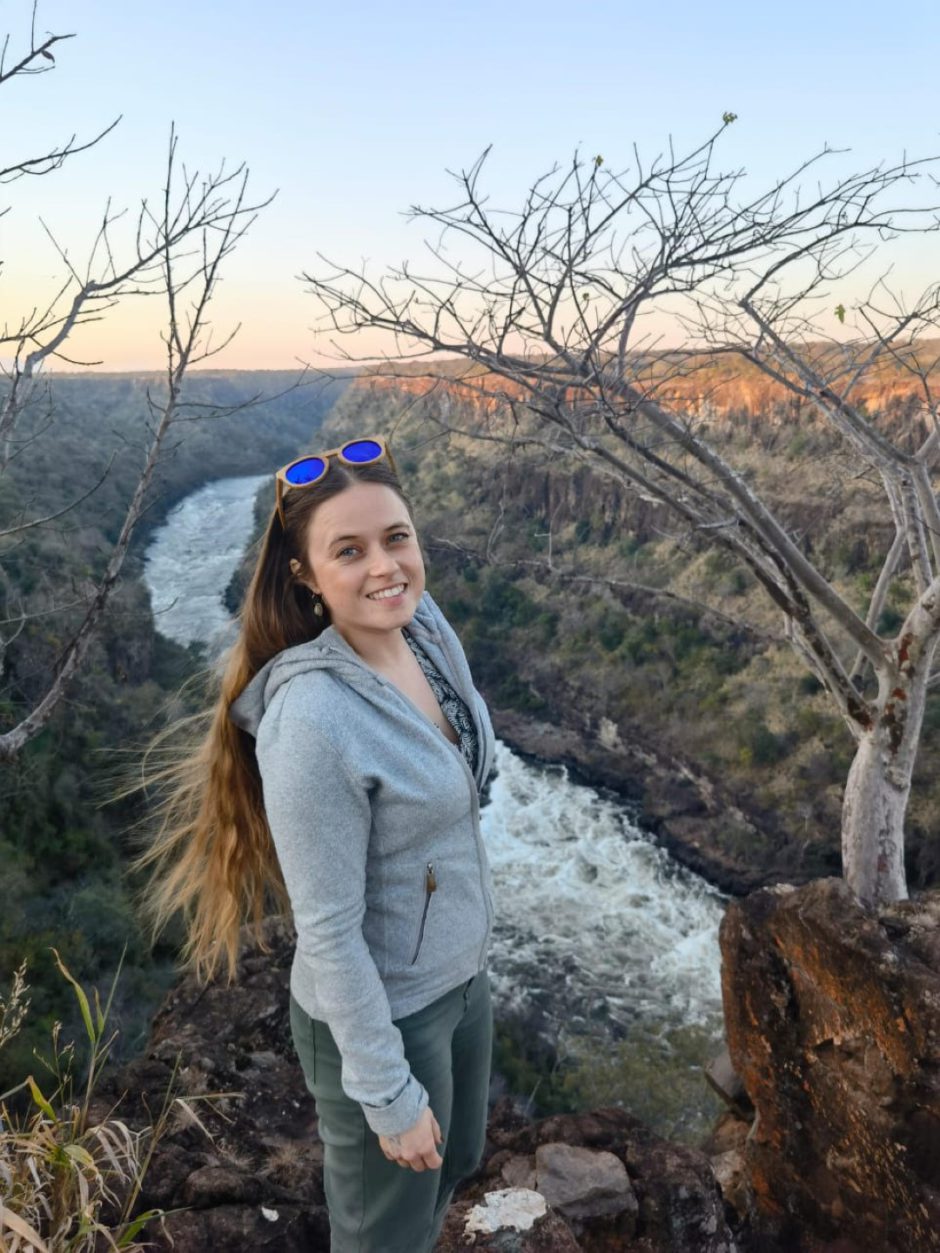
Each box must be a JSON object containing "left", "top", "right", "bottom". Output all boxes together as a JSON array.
[{"left": 228, "top": 588, "right": 496, "bottom": 1138}]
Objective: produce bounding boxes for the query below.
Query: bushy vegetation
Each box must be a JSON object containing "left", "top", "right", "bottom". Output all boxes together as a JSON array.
[
  {"left": 0, "top": 372, "right": 347, "bottom": 1090},
  {"left": 493, "top": 1017, "right": 725, "bottom": 1149}
]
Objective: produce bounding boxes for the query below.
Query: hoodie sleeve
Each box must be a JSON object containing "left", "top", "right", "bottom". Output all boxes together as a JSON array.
[{"left": 255, "top": 695, "right": 430, "bottom": 1138}]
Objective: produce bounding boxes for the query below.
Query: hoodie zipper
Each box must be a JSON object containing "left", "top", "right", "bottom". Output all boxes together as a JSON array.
[
  {"left": 428, "top": 627, "right": 495, "bottom": 964},
  {"left": 324, "top": 614, "right": 495, "bottom": 964},
  {"left": 410, "top": 861, "right": 436, "bottom": 964}
]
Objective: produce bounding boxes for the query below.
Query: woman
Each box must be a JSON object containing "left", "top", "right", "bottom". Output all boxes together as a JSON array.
[{"left": 129, "top": 435, "right": 497, "bottom": 1252}]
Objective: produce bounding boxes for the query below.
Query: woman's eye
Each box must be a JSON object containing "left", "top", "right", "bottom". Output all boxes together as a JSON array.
[{"left": 338, "top": 533, "right": 410, "bottom": 559}]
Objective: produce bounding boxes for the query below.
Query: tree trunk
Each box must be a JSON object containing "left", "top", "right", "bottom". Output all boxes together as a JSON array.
[
  {"left": 841, "top": 649, "right": 935, "bottom": 906},
  {"left": 842, "top": 731, "right": 911, "bottom": 906}
]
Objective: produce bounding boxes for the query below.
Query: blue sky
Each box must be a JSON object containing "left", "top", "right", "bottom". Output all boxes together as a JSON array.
[{"left": 4, "top": 0, "right": 940, "bottom": 369}]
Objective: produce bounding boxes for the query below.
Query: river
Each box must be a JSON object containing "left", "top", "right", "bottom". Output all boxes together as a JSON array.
[{"left": 142, "top": 474, "right": 730, "bottom": 1143}]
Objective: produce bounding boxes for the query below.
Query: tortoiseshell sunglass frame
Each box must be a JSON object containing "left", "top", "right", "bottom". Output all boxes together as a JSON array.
[{"left": 274, "top": 435, "right": 398, "bottom": 528}]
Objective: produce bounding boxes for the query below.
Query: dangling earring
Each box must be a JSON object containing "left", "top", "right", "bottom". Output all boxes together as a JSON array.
[{"left": 311, "top": 590, "right": 324, "bottom": 618}]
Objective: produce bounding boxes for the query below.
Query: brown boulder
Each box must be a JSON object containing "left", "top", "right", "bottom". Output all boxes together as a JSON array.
[
  {"left": 720, "top": 876, "right": 940, "bottom": 1253},
  {"left": 498, "top": 1152, "right": 539, "bottom": 1190},
  {"left": 178, "top": 1164, "right": 263, "bottom": 1208}
]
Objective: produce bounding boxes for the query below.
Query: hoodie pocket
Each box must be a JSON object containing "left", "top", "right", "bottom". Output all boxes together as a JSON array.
[{"left": 409, "top": 861, "right": 437, "bottom": 965}]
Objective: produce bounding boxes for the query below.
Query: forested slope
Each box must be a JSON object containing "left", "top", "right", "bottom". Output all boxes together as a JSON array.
[{"left": 0, "top": 370, "right": 350, "bottom": 1088}]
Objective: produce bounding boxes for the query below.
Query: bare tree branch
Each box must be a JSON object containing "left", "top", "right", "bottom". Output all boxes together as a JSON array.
[
  {"left": 0, "top": 119, "right": 273, "bottom": 761},
  {"left": 302, "top": 125, "right": 940, "bottom": 906}
]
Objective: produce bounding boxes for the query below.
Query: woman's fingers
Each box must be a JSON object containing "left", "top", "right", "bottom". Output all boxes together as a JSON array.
[{"left": 378, "top": 1110, "right": 444, "bottom": 1170}]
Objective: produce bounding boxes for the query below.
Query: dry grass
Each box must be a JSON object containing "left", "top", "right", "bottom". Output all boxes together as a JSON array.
[{"left": 0, "top": 949, "right": 219, "bottom": 1251}]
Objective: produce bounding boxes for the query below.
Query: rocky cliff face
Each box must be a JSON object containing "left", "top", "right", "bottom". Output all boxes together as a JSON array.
[
  {"left": 717, "top": 876, "right": 940, "bottom": 1253},
  {"left": 94, "top": 878, "right": 940, "bottom": 1251}
]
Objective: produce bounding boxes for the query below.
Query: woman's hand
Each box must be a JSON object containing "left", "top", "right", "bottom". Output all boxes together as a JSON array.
[{"left": 378, "top": 1106, "right": 444, "bottom": 1171}]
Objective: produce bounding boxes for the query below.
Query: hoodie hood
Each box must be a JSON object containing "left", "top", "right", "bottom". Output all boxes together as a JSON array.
[{"left": 228, "top": 588, "right": 447, "bottom": 739}]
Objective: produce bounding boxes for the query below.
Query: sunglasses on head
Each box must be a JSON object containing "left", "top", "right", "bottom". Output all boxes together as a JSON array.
[{"left": 274, "top": 435, "right": 398, "bottom": 528}]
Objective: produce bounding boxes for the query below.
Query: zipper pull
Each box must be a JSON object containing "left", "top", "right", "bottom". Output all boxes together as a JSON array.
[{"left": 426, "top": 861, "right": 436, "bottom": 892}]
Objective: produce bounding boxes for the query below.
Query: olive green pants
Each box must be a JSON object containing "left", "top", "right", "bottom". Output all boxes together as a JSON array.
[{"left": 289, "top": 969, "right": 493, "bottom": 1252}]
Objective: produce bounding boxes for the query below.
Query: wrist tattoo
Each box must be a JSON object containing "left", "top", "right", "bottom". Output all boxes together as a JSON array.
[{"left": 387, "top": 1133, "right": 403, "bottom": 1146}]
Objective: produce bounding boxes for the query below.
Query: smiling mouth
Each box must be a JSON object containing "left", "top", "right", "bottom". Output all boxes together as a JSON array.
[{"left": 366, "top": 582, "right": 407, "bottom": 601}]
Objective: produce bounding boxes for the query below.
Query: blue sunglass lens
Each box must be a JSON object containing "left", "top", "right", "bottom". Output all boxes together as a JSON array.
[
  {"left": 343, "top": 439, "right": 383, "bottom": 463},
  {"left": 285, "top": 457, "right": 326, "bottom": 485}
]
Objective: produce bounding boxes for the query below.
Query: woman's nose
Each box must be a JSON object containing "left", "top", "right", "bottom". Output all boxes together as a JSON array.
[{"left": 368, "top": 547, "right": 400, "bottom": 574}]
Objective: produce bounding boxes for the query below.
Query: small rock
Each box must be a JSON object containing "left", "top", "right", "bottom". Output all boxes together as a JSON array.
[
  {"left": 465, "top": 1188, "right": 547, "bottom": 1234},
  {"left": 535, "top": 1141, "right": 636, "bottom": 1220},
  {"left": 247, "top": 1050, "right": 278, "bottom": 1069},
  {"left": 708, "top": 1146, "right": 749, "bottom": 1216},
  {"left": 704, "top": 1043, "right": 752, "bottom": 1117},
  {"left": 179, "top": 1165, "right": 262, "bottom": 1208}
]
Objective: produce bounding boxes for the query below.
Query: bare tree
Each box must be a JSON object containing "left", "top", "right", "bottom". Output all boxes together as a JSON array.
[
  {"left": 0, "top": 9, "right": 274, "bottom": 759},
  {"left": 301, "top": 119, "right": 940, "bottom": 907}
]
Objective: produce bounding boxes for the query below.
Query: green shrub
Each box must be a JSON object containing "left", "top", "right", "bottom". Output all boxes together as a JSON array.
[
  {"left": 830, "top": 537, "right": 868, "bottom": 575},
  {"left": 617, "top": 619, "right": 659, "bottom": 665},
  {"left": 876, "top": 606, "right": 905, "bottom": 634},
  {"left": 797, "top": 671, "right": 824, "bottom": 695},
  {"left": 556, "top": 1022, "right": 726, "bottom": 1148},
  {"left": 923, "top": 696, "right": 940, "bottom": 734},
  {"left": 535, "top": 610, "right": 559, "bottom": 645},
  {"left": 736, "top": 717, "right": 788, "bottom": 766},
  {"left": 493, "top": 672, "right": 548, "bottom": 714},
  {"left": 794, "top": 705, "right": 828, "bottom": 738},
  {"left": 786, "top": 431, "right": 813, "bottom": 458},
  {"left": 479, "top": 570, "right": 540, "bottom": 629},
  {"left": 724, "top": 568, "right": 751, "bottom": 596},
  {"left": 703, "top": 548, "right": 735, "bottom": 576},
  {"left": 856, "top": 571, "right": 876, "bottom": 595},
  {"left": 525, "top": 519, "right": 549, "bottom": 551},
  {"left": 598, "top": 610, "right": 626, "bottom": 652},
  {"left": 617, "top": 535, "right": 646, "bottom": 560}
]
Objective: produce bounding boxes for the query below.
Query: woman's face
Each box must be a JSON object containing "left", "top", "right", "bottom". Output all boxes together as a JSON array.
[{"left": 292, "top": 481, "right": 426, "bottom": 643}]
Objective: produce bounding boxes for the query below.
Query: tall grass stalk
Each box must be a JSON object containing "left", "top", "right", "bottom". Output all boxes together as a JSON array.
[{"left": 0, "top": 947, "right": 221, "bottom": 1251}]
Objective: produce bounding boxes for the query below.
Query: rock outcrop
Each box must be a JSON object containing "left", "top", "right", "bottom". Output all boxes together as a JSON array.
[
  {"left": 92, "top": 878, "right": 940, "bottom": 1251},
  {"left": 716, "top": 876, "right": 940, "bottom": 1253},
  {"left": 439, "top": 1107, "right": 737, "bottom": 1251},
  {"left": 92, "top": 915, "right": 742, "bottom": 1251}
]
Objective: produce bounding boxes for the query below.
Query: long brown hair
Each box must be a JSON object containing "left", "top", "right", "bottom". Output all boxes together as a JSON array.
[{"left": 121, "top": 455, "right": 417, "bottom": 985}]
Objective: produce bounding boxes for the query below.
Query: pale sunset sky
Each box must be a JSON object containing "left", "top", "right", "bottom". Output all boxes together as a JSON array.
[{"left": 3, "top": 0, "right": 940, "bottom": 371}]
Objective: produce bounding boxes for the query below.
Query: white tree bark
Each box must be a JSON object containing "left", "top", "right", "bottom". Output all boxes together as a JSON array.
[
  {"left": 842, "top": 593, "right": 940, "bottom": 905},
  {"left": 843, "top": 730, "right": 912, "bottom": 906}
]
